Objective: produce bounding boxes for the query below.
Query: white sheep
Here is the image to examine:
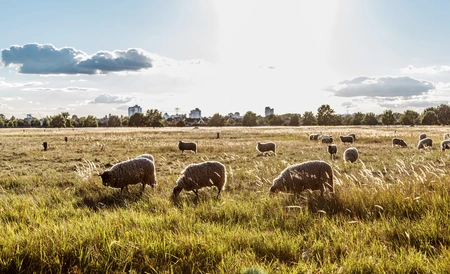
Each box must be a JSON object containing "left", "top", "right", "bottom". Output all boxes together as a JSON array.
[
  {"left": 343, "top": 147, "right": 359, "bottom": 163},
  {"left": 257, "top": 142, "right": 276, "bottom": 155},
  {"left": 173, "top": 161, "right": 227, "bottom": 199},
  {"left": 441, "top": 140, "right": 450, "bottom": 151},
  {"left": 178, "top": 140, "right": 197, "bottom": 154},
  {"left": 135, "top": 154, "right": 154, "bottom": 163},
  {"left": 328, "top": 144, "right": 337, "bottom": 160},
  {"left": 99, "top": 158, "right": 156, "bottom": 192},
  {"left": 339, "top": 135, "right": 354, "bottom": 144},
  {"left": 419, "top": 133, "right": 427, "bottom": 140},
  {"left": 392, "top": 138, "right": 407, "bottom": 148},
  {"left": 417, "top": 138, "right": 433, "bottom": 149},
  {"left": 270, "top": 160, "right": 334, "bottom": 195}
]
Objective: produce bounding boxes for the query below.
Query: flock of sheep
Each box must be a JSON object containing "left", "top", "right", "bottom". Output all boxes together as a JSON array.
[{"left": 98, "top": 131, "right": 450, "bottom": 201}]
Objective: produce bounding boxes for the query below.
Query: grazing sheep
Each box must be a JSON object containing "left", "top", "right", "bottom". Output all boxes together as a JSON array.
[
  {"left": 257, "top": 142, "right": 276, "bottom": 155},
  {"left": 321, "top": 136, "right": 333, "bottom": 144},
  {"left": 309, "top": 134, "right": 320, "bottom": 140},
  {"left": 419, "top": 133, "right": 427, "bottom": 140},
  {"left": 417, "top": 138, "right": 433, "bottom": 149},
  {"left": 343, "top": 147, "right": 359, "bottom": 163},
  {"left": 270, "top": 160, "right": 334, "bottom": 195},
  {"left": 444, "top": 133, "right": 450, "bottom": 139},
  {"left": 173, "top": 161, "right": 227, "bottom": 199},
  {"left": 328, "top": 144, "right": 337, "bottom": 160},
  {"left": 441, "top": 140, "right": 450, "bottom": 151},
  {"left": 135, "top": 154, "right": 154, "bottom": 163},
  {"left": 347, "top": 133, "right": 357, "bottom": 141},
  {"left": 178, "top": 140, "right": 197, "bottom": 154},
  {"left": 339, "top": 135, "right": 354, "bottom": 144},
  {"left": 100, "top": 158, "right": 156, "bottom": 192},
  {"left": 392, "top": 138, "right": 408, "bottom": 148}
]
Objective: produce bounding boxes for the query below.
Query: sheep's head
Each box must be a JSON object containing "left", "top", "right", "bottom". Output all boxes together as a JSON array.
[
  {"left": 173, "top": 185, "right": 183, "bottom": 197},
  {"left": 99, "top": 170, "right": 112, "bottom": 186}
]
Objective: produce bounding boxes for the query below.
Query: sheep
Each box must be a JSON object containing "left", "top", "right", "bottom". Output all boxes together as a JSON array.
[
  {"left": 269, "top": 160, "right": 334, "bottom": 196},
  {"left": 444, "top": 133, "right": 450, "bottom": 139},
  {"left": 339, "top": 135, "right": 354, "bottom": 144},
  {"left": 392, "top": 138, "right": 407, "bottom": 148},
  {"left": 178, "top": 140, "right": 197, "bottom": 154},
  {"left": 348, "top": 133, "right": 357, "bottom": 141},
  {"left": 328, "top": 144, "right": 337, "bottom": 160},
  {"left": 309, "top": 134, "right": 320, "bottom": 140},
  {"left": 99, "top": 158, "right": 156, "bottom": 192},
  {"left": 173, "top": 161, "right": 227, "bottom": 199},
  {"left": 321, "top": 136, "right": 333, "bottom": 144},
  {"left": 257, "top": 142, "right": 276, "bottom": 155},
  {"left": 417, "top": 138, "right": 433, "bottom": 149},
  {"left": 419, "top": 133, "right": 427, "bottom": 140},
  {"left": 343, "top": 147, "right": 359, "bottom": 163},
  {"left": 135, "top": 153, "right": 154, "bottom": 163},
  {"left": 441, "top": 140, "right": 450, "bottom": 151}
]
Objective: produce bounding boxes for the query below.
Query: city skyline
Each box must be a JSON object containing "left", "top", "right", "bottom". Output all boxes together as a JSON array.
[{"left": 2, "top": 1, "right": 450, "bottom": 119}]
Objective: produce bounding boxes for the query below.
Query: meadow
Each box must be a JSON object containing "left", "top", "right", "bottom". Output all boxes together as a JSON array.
[{"left": 1, "top": 125, "right": 450, "bottom": 273}]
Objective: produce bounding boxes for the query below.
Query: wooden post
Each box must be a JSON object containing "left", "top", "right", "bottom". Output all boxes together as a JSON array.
[
  {"left": 64, "top": 137, "right": 68, "bottom": 142},
  {"left": 43, "top": 142, "right": 48, "bottom": 151},
  {"left": 216, "top": 132, "right": 220, "bottom": 139}
]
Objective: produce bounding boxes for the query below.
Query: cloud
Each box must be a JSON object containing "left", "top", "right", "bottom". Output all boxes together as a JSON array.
[
  {"left": 90, "top": 93, "right": 133, "bottom": 104},
  {"left": 22, "top": 86, "right": 97, "bottom": 92},
  {"left": 325, "top": 76, "right": 435, "bottom": 98},
  {"left": 1, "top": 43, "right": 153, "bottom": 75},
  {"left": 0, "top": 79, "right": 46, "bottom": 88},
  {"left": 378, "top": 98, "right": 448, "bottom": 109},
  {"left": 400, "top": 65, "right": 450, "bottom": 74},
  {"left": 0, "top": 97, "right": 22, "bottom": 101}
]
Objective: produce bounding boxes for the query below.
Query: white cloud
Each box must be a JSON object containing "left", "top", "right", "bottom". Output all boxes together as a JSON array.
[
  {"left": 325, "top": 76, "right": 435, "bottom": 98},
  {"left": 90, "top": 93, "right": 134, "bottom": 104}
]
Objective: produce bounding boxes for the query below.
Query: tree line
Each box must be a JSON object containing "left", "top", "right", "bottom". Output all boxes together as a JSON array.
[{"left": 1, "top": 103, "right": 450, "bottom": 128}]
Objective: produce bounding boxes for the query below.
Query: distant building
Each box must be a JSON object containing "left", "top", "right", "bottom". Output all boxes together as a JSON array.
[
  {"left": 265, "top": 106, "right": 274, "bottom": 117},
  {"left": 26, "top": 114, "right": 33, "bottom": 123},
  {"left": 128, "top": 105, "right": 142, "bottom": 117},
  {"left": 189, "top": 108, "right": 202, "bottom": 119}
]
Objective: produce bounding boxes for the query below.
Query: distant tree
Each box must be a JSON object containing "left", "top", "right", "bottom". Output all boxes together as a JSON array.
[
  {"left": 61, "top": 112, "right": 70, "bottom": 119},
  {"left": 436, "top": 104, "right": 450, "bottom": 125},
  {"left": 317, "top": 104, "right": 335, "bottom": 126},
  {"left": 17, "top": 119, "right": 26, "bottom": 127},
  {"left": 121, "top": 116, "right": 129, "bottom": 127},
  {"left": 129, "top": 113, "right": 144, "bottom": 127},
  {"left": 362, "top": 112, "right": 378, "bottom": 125},
  {"left": 266, "top": 114, "right": 284, "bottom": 126},
  {"left": 50, "top": 114, "right": 66, "bottom": 128},
  {"left": 176, "top": 120, "right": 186, "bottom": 127},
  {"left": 351, "top": 112, "right": 364, "bottom": 125},
  {"left": 381, "top": 109, "right": 396, "bottom": 126},
  {"left": 333, "top": 114, "right": 343, "bottom": 126},
  {"left": 289, "top": 114, "right": 300, "bottom": 126},
  {"left": 302, "top": 111, "right": 317, "bottom": 125},
  {"left": 82, "top": 115, "right": 98, "bottom": 127},
  {"left": 400, "top": 110, "right": 420, "bottom": 125},
  {"left": 107, "top": 115, "right": 122, "bottom": 127},
  {"left": 30, "top": 117, "right": 41, "bottom": 127},
  {"left": 145, "top": 109, "right": 164, "bottom": 127},
  {"left": 242, "top": 111, "right": 258, "bottom": 126},
  {"left": 42, "top": 117, "right": 51, "bottom": 127},
  {"left": 420, "top": 110, "right": 439, "bottom": 125},
  {"left": 208, "top": 113, "right": 225, "bottom": 127},
  {"left": 0, "top": 117, "right": 4, "bottom": 127}
]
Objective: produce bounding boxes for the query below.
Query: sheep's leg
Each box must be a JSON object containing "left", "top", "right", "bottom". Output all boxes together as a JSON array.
[
  {"left": 216, "top": 189, "right": 222, "bottom": 199},
  {"left": 192, "top": 189, "right": 199, "bottom": 197}
]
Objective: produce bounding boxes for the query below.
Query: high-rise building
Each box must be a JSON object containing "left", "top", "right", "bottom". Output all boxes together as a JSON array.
[
  {"left": 128, "top": 105, "right": 142, "bottom": 117},
  {"left": 265, "top": 106, "right": 274, "bottom": 117},
  {"left": 189, "top": 108, "right": 201, "bottom": 119}
]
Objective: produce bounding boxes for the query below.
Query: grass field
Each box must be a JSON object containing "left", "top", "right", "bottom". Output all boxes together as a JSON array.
[{"left": 1, "top": 126, "right": 450, "bottom": 273}]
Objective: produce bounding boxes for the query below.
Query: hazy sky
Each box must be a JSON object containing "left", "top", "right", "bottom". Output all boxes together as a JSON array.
[{"left": 1, "top": 0, "right": 450, "bottom": 119}]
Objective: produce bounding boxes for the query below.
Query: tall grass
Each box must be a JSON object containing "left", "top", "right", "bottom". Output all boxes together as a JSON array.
[{"left": 1, "top": 126, "right": 450, "bottom": 273}]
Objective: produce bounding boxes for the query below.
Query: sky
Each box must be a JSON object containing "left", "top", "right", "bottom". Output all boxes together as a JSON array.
[{"left": 1, "top": 0, "right": 450, "bottom": 119}]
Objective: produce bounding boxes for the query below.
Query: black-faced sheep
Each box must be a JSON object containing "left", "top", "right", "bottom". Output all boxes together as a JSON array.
[
  {"left": 347, "top": 133, "right": 357, "bottom": 141},
  {"left": 100, "top": 158, "right": 156, "bottom": 192},
  {"left": 392, "top": 138, "right": 407, "bottom": 148},
  {"left": 173, "top": 161, "right": 227, "bottom": 199},
  {"left": 257, "top": 142, "right": 276, "bottom": 155},
  {"left": 441, "top": 140, "right": 450, "bottom": 151},
  {"left": 339, "top": 135, "right": 354, "bottom": 144},
  {"left": 343, "top": 147, "right": 359, "bottom": 163},
  {"left": 270, "top": 160, "right": 334, "bottom": 196},
  {"left": 309, "top": 134, "right": 320, "bottom": 140},
  {"left": 178, "top": 140, "right": 197, "bottom": 154},
  {"left": 417, "top": 138, "right": 432, "bottom": 149},
  {"left": 419, "top": 133, "right": 427, "bottom": 140},
  {"left": 328, "top": 144, "right": 337, "bottom": 160}
]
